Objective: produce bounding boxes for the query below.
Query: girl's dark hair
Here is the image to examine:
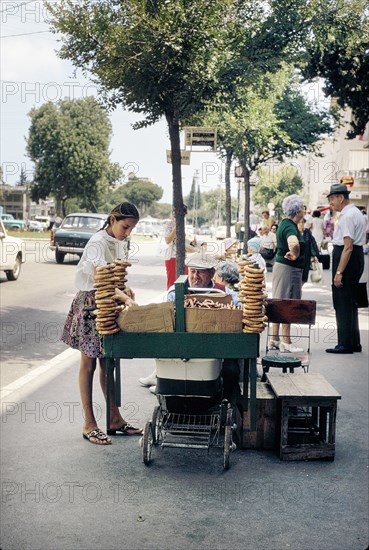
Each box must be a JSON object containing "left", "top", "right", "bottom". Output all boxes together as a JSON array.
[
  {"left": 102, "top": 202, "right": 140, "bottom": 229},
  {"left": 312, "top": 210, "right": 321, "bottom": 218}
]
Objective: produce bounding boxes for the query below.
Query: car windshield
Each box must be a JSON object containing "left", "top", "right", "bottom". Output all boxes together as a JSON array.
[{"left": 61, "top": 216, "right": 105, "bottom": 230}]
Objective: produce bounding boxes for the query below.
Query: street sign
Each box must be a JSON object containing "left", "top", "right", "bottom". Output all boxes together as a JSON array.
[
  {"left": 166, "top": 149, "right": 191, "bottom": 165},
  {"left": 183, "top": 127, "right": 217, "bottom": 152},
  {"left": 340, "top": 175, "right": 354, "bottom": 187}
]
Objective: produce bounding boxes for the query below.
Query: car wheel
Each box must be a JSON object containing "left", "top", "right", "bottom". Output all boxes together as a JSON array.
[
  {"left": 5, "top": 254, "right": 22, "bottom": 281},
  {"left": 55, "top": 250, "right": 65, "bottom": 264}
]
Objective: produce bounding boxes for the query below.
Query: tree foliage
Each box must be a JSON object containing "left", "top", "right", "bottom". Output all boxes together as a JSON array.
[
  {"left": 47, "top": 0, "right": 322, "bottom": 273},
  {"left": 302, "top": 0, "right": 369, "bottom": 137},
  {"left": 46, "top": 0, "right": 367, "bottom": 267},
  {"left": 252, "top": 165, "right": 304, "bottom": 219},
  {"left": 26, "top": 97, "right": 120, "bottom": 215},
  {"left": 119, "top": 179, "right": 163, "bottom": 215},
  {"left": 188, "top": 66, "right": 332, "bottom": 246}
]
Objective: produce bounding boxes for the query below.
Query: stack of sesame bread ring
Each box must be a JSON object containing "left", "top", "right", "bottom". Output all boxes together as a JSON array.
[
  {"left": 238, "top": 262, "right": 268, "bottom": 333},
  {"left": 93, "top": 260, "right": 131, "bottom": 335}
]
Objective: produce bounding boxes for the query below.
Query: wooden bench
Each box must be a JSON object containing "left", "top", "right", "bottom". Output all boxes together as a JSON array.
[{"left": 267, "top": 373, "right": 341, "bottom": 461}]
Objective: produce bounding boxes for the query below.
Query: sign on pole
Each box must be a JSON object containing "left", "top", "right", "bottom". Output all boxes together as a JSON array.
[
  {"left": 166, "top": 150, "right": 191, "bottom": 165},
  {"left": 183, "top": 127, "right": 217, "bottom": 152}
]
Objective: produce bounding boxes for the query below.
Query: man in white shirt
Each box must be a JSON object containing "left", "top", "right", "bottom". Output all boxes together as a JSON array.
[{"left": 325, "top": 183, "right": 366, "bottom": 354}]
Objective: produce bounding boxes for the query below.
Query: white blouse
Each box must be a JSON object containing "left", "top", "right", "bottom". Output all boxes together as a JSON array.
[{"left": 74, "top": 229, "right": 129, "bottom": 291}]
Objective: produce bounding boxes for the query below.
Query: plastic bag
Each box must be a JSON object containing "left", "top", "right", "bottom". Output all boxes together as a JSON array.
[
  {"left": 156, "top": 241, "right": 171, "bottom": 260},
  {"left": 310, "top": 262, "right": 322, "bottom": 283}
]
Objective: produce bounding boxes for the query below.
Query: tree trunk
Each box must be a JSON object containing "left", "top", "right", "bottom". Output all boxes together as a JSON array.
[
  {"left": 224, "top": 148, "right": 233, "bottom": 238},
  {"left": 166, "top": 111, "right": 185, "bottom": 277},
  {"left": 241, "top": 162, "right": 251, "bottom": 254}
]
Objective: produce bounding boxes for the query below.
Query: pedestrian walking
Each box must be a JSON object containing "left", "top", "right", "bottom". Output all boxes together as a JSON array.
[
  {"left": 311, "top": 209, "right": 324, "bottom": 251},
  {"left": 325, "top": 184, "right": 366, "bottom": 354}
]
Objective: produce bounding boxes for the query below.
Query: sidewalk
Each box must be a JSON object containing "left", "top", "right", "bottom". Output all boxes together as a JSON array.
[{"left": 1, "top": 275, "right": 368, "bottom": 550}]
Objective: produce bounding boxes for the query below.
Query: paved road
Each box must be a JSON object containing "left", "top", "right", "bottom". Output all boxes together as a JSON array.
[
  {"left": 0, "top": 238, "right": 167, "bottom": 387},
  {"left": 0, "top": 242, "right": 368, "bottom": 550}
]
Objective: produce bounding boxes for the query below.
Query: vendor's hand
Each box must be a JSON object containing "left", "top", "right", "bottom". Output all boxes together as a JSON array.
[{"left": 311, "top": 256, "right": 318, "bottom": 263}]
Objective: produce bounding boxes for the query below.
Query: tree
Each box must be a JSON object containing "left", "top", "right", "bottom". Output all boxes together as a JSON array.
[
  {"left": 302, "top": 0, "right": 369, "bottom": 137},
  {"left": 47, "top": 0, "right": 322, "bottom": 275},
  {"left": 189, "top": 67, "right": 332, "bottom": 249},
  {"left": 17, "top": 167, "right": 28, "bottom": 187},
  {"left": 26, "top": 97, "right": 119, "bottom": 216},
  {"left": 119, "top": 179, "right": 163, "bottom": 215},
  {"left": 252, "top": 165, "right": 304, "bottom": 220}
]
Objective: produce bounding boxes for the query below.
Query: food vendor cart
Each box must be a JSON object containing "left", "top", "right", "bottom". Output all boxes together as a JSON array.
[{"left": 103, "top": 277, "right": 260, "bottom": 452}]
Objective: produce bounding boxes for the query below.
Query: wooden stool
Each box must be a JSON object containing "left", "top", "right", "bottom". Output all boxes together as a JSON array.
[
  {"left": 261, "top": 354, "right": 302, "bottom": 382},
  {"left": 267, "top": 373, "right": 341, "bottom": 461}
]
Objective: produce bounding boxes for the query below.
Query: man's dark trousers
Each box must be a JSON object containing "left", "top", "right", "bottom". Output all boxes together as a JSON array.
[{"left": 332, "top": 245, "right": 364, "bottom": 350}]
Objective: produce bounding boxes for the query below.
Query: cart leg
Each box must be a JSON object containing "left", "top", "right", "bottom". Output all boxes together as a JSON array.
[
  {"left": 241, "top": 359, "right": 249, "bottom": 412},
  {"left": 249, "top": 358, "right": 257, "bottom": 432},
  {"left": 105, "top": 358, "right": 118, "bottom": 433}
]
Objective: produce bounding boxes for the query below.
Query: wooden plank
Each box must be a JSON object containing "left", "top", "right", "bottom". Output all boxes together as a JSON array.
[
  {"left": 104, "top": 332, "right": 259, "bottom": 359},
  {"left": 242, "top": 382, "right": 276, "bottom": 450},
  {"left": 267, "top": 373, "right": 341, "bottom": 399},
  {"left": 175, "top": 276, "right": 188, "bottom": 332}
]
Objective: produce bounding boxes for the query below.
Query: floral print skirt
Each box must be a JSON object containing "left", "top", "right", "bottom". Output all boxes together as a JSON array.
[{"left": 61, "top": 290, "right": 104, "bottom": 358}]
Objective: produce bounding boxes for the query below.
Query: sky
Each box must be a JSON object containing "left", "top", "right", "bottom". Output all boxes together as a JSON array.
[{"left": 0, "top": 0, "right": 231, "bottom": 204}]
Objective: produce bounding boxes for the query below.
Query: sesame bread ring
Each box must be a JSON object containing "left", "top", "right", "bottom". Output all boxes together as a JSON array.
[
  {"left": 244, "top": 318, "right": 267, "bottom": 325},
  {"left": 244, "top": 313, "right": 267, "bottom": 321},
  {"left": 244, "top": 296, "right": 265, "bottom": 302},
  {"left": 98, "top": 327, "right": 121, "bottom": 335},
  {"left": 96, "top": 322, "right": 117, "bottom": 329},
  {"left": 95, "top": 274, "right": 114, "bottom": 279},
  {"left": 244, "top": 274, "right": 265, "bottom": 282},
  {"left": 114, "top": 260, "right": 132, "bottom": 266},
  {"left": 95, "top": 290, "right": 114, "bottom": 298},
  {"left": 244, "top": 265, "right": 265, "bottom": 274},
  {"left": 96, "top": 314, "right": 116, "bottom": 320}
]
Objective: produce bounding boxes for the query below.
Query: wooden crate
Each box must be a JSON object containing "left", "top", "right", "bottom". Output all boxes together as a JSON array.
[
  {"left": 267, "top": 373, "right": 341, "bottom": 461},
  {"left": 243, "top": 381, "right": 276, "bottom": 450}
]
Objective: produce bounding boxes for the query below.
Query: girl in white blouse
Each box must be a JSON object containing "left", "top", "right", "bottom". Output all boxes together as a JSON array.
[{"left": 62, "top": 202, "right": 143, "bottom": 445}]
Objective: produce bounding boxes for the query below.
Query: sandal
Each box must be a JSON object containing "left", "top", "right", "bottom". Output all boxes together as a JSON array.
[
  {"left": 107, "top": 423, "right": 143, "bottom": 436},
  {"left": 83, "top": 428, "right": 112, "bottom": 445}
]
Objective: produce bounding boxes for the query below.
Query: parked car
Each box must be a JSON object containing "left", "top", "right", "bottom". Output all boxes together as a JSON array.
[
  {"left": 0, "top": 220, "right": 25, "bottom": 280},
  {"left": 0, "top": 213, "right": 27, "bottom": 231},
  {"left": 34, "top": 216, "right": 50, "bottom": 230},
  {"left": 133, "top": 220, "right": 162, "bottom": 237},
  {"left": 215, "top": 225, "right": 227, "bottom": 240},
  {"left": 49, "top": 212, "right": 107, "bottom": 263},
  {"left": 198, "top": 225, "right": 213, "bottom": 236},
  {"left": 28, "top": 220, "right": 44, "bottom": 232},
  {"left": 215, "top": 225, "right": 236, "bottom": 240}
]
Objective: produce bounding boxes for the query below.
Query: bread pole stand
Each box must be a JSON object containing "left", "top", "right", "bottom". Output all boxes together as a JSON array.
[{"left": 103, "top": 276, "right": 260, "bottom": 436}]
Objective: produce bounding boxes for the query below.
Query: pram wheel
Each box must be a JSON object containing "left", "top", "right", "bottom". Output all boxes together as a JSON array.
[
  {"left": 223, "top": 407, "right": 233, "bottom": 470},
  {"left": 142, "top": 421, "right": 153, "bottom": 465},
  {"left": 151, "top": 405, "right": 161, "bottom": 444}
]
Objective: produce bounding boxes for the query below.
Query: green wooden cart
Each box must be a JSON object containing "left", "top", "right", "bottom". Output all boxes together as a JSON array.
[{"left": 103, "top": 277, "right": 260, "bottom": 442}]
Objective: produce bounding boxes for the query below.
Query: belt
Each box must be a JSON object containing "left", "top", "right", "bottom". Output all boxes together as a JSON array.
[{"left": 333, "top": 244, "right": 362, "bottom": 248}]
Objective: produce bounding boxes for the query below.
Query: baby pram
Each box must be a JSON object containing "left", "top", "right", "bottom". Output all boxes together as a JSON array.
[{"left": 142, "top": 288, "right": 237, "bottom": 470}]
